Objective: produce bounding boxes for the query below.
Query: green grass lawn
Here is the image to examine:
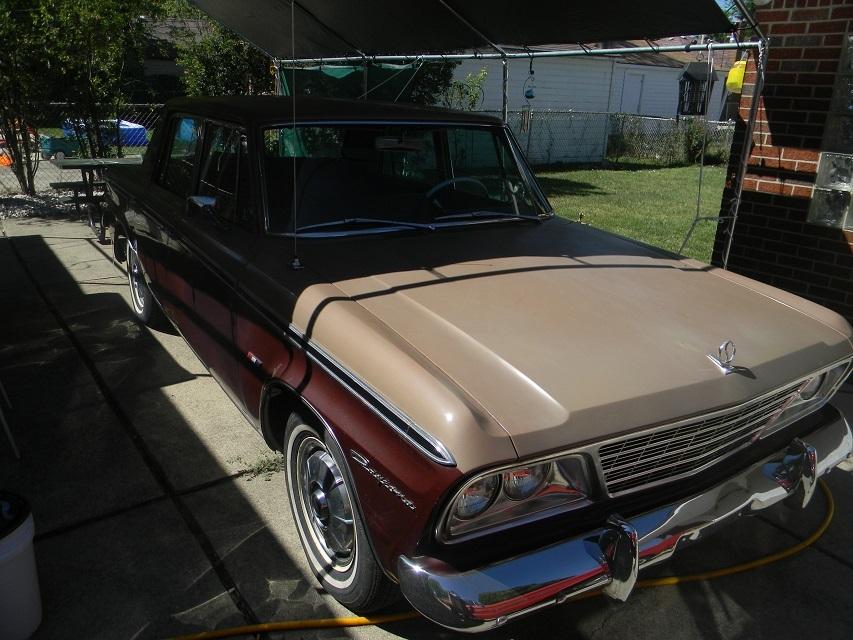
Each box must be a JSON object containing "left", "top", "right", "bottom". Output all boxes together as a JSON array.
[{"left": 537, "top": 163, "right": 727, "bottom": 263}]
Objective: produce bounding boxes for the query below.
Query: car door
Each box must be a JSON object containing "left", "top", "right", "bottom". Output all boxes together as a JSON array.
[
  {"left": 137, "top": 114, "right": 202, "bottom": 336},
  {"left": 175, "top": 121, "right": 258, "bottom": 411}
]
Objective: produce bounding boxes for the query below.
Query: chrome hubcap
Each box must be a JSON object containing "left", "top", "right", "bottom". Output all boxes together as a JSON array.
[
  {"left": 127, "top": 246, "right": 145, "bottom": 312},
  {"left": 298, "top": 439, "right": 355, "bottom": 567}
]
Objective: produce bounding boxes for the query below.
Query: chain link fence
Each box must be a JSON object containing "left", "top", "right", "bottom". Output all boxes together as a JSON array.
[
  {"left": 0, "top": 103, "right": 161, "bottom": 193},
  {"left": 1, "top": 105, "right": 735, "bottom": 194},
  {"left": 494, "top": 110, "right": 735, "bottom": 168}
]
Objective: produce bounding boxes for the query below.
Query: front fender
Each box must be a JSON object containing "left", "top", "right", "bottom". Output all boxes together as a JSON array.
[{"left": 264, "top": 352, "right": 463, "bottom": 578}]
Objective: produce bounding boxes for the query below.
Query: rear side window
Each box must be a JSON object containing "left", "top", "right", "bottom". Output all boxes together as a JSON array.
[
  {"left": 198, "top": 124, "right": 253, "bottom": 229},
  {"left": 159, "top": 116, "right": 201, "bottom": 196}
]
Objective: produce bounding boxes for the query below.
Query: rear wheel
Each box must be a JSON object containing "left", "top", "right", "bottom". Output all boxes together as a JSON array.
[
  {"left": 284, "top": 413, "right": 398, "bottom": 613},
  {"left": 126, "top": 239, "right": 165, "bottom": 326}
]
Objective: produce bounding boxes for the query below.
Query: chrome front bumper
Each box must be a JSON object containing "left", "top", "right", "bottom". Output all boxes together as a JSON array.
[{"left": 398, "top": 410, "right": 853, "bottom": 632}]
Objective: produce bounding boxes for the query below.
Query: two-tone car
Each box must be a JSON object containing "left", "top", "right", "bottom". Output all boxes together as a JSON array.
[{"left": 104, "top": 96, "right": 853, "bottom": 632}]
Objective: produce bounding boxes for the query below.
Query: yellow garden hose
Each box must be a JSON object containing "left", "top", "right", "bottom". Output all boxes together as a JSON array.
[
  {"left": 172, "top": 480, "right": 835, "bottom": 640},
  {"left": 170, "top": 611, "right": 420, "bottom": 640},
  {"left": 635, "top": 478, "right": 835, "bottom": 589}
]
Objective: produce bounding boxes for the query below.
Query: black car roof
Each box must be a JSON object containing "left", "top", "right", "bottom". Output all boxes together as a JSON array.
[{"left": 163, "top": 95, "right": 503, "bottom": 126}]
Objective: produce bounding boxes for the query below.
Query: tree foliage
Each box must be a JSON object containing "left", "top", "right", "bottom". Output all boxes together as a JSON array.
[
  {"left": 711, "top": 0, "right": 757, "bottom": 42},
  {"left": 40, "top": 0, "right": 152, "bottom": 157},
  {"left": 440, "top": 68, "right": 489, "bottom": 111},
  {"left": 406, "top": 62, "right": 459, "bottom": 106},
  {"left": 0, "top": 1, "right": 51, "bottom": 193},
  {"left": 160, "top": 0, "right": 273, "bottom": 96}
]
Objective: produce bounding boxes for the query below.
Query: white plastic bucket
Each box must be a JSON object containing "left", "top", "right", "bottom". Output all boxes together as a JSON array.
[{"left": 0, "top": 494, "right": 42, "bottom": 640}]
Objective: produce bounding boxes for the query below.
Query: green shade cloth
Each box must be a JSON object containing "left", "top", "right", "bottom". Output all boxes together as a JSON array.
[{"left": 279, "top": 61, "right": 423, "bottom": 101}]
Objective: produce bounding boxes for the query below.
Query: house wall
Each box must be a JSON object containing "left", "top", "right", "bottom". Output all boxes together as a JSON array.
[
  {"left": 711, "top": 0, "right": 853, "bottom": 325},
  {"left": 455, "top": 57, "right": 615, "bottom": 112},
  {"left": 611, "top": 64, "right": 728, "bottom": 118},
  {"left": 454, "top": 57, "right": 728, "bottom": 118}
]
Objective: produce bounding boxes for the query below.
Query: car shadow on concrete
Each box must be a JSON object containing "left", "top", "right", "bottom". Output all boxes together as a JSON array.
[{"left": 0, "top": 229, "right": 357, "bottom": 639}]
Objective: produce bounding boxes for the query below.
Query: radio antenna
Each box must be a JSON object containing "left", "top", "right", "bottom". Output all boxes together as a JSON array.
[{"left": 289, "top": 0, "right": 302, "bottom": 269}]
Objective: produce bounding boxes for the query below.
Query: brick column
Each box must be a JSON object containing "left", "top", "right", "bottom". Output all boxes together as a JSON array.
[{"left": 712, "top": 0, "right": 853, "bottom": 324}]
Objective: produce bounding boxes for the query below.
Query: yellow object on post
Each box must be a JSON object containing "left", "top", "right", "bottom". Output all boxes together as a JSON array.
[{"left": 726, "top": 60, "right": 747, "bottom": 94}]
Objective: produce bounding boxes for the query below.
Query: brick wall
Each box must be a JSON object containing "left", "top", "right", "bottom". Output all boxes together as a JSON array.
[{"left": 711, "top": 0, "right": 853, "bottom": 324}]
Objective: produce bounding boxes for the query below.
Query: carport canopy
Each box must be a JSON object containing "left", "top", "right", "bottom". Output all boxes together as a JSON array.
[{"left": 190, "top": 0, "right": 735, "bottom": 59}]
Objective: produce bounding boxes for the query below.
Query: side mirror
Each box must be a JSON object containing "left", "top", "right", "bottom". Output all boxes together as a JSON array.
[{"left": 187, "top": 195, "right": 217, "bottom": 216}]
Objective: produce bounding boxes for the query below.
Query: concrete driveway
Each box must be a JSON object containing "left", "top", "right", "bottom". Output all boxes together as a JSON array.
[{"left": 1, "top": 208, "right": 853, "bottom": 640}]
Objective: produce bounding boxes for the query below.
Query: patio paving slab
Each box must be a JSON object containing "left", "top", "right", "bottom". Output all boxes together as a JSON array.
[
  {"left": 121, "top": 377, "right": 269, "bottom": 491},
  {"left": 182, "top": 472, "right": 417, "bottom": 640},
  {"left": 0, "top": 402, "right": 164, "bottom": 534},
  {"left": 32, "top": 500, "right": 245, "bottom": 640}
]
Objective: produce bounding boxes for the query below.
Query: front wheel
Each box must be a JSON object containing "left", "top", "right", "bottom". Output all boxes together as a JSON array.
[{"left": 285, "top": 414, "right": 398, "bottom": 612}]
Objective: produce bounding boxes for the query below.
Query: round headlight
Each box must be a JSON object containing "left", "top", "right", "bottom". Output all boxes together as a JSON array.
[
  {"left": 503, "top": 462, "right": 551, "bottom": 500},
  {"left": 798, "top": 373, "right": 825, "bottom": 401},
  {"left": 453, "top": 475, "right": 500, "bottom": 520}
]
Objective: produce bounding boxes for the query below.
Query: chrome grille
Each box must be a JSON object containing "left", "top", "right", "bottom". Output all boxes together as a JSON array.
[{"left": 598, "top": 382, "right": 801, "bottom": 495}]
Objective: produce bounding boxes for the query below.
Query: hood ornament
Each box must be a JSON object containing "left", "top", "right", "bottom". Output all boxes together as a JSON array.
[
  {"left": 707, "top": 340, "right": 754, "bottom": 378},
  {"left": 708, "top": 340, "right": 738, "bottom": 375}
]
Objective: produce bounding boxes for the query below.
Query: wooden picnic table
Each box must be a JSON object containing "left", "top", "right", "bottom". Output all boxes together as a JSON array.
[{"left": 49, "top": 156, "right": 143, "bottom": 242}]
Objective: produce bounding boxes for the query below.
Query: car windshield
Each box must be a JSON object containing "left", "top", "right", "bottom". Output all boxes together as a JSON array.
[{"left": 262, "top": 123, "right": 546, "bottom": 235}]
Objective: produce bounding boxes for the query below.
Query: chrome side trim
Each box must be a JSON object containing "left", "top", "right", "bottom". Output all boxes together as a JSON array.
[
  {"left": 287, "top": 324, "right": 456, "bottom": 466},
  {"left": 397, "top": 410, "right": 853, "bottom": 633}
]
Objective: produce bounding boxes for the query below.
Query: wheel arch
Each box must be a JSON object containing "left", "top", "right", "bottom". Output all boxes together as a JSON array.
[
  {"left": 111, "top": 215, "right": 129, "bottom": 263},
  {"left": 260, "top": 379, "right": 306, "bottom": 452}
]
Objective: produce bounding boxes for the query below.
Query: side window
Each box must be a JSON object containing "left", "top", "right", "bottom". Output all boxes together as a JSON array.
[
  {"left": 159, "top": 117, "right": 201, "bottom": 196},
  {"left": 198, "top": 124, "right": 253, "bottom": 229}
]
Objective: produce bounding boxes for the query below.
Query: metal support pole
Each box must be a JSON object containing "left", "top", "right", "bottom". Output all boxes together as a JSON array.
[
  {"left": 722, "top": 38, "right": 768, "bottom": 269},
  {"left": 362, "top": 57, "right": 369, "bottom": 100},
  {"left": 0, "top": 379, "right": 19, "bottom": 459},
  {"left": 502, "top": 57, "right": 509, "bottom": 123},
  {"left": 601, "top": 58, "right": 616, "bottom": 161},
  {"left": 732, "top": 0, "right": 766, "bottom": 40},
  {"left": 273, "top": 58, "right": 282, "bottom": 95},
  {"left": 679, "top": 44, "right": 716, "bottom": 256},
  {"left": 288, "top": 41, "right": 760, "bottom": 66}
]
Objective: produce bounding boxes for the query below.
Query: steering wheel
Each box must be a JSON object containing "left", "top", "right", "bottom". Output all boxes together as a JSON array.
[{"left": 425, "top": 176, "right": 489, "bottom": 200}]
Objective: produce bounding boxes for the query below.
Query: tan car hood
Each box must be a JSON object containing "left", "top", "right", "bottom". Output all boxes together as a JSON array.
[{"left": 291, "top": 221, "right": 853, "bottom": 462}]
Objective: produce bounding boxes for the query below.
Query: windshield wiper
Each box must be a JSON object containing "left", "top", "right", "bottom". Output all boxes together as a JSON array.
[
  {"left": 296, "top": 217, "right": 435, "bottom": 232},
  {"left": 433, "top": 211, "right": 541, "bottom": 222}
]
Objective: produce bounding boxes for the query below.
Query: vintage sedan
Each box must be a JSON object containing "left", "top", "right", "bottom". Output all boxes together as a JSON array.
[{"left": 105, "top": 96, "right": 853, "bottom": 632}]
